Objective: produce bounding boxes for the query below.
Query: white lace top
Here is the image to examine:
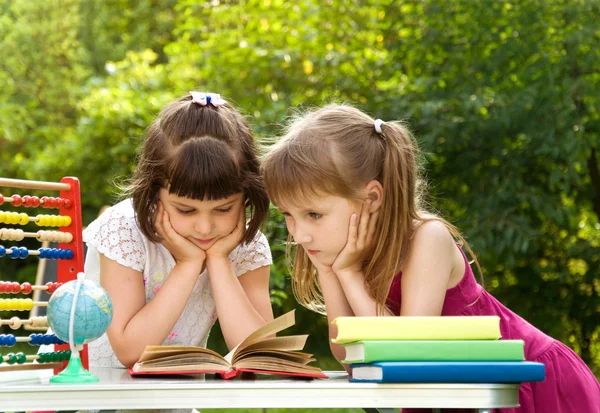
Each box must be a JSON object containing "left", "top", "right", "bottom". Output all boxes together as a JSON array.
[{"left": 81, "top": 198, "right": 272, "bottom": 368}]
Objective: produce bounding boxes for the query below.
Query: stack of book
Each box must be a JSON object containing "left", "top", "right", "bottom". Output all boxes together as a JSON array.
[{"left": 332, "top": 316, "right": 545, "bottom": 383}]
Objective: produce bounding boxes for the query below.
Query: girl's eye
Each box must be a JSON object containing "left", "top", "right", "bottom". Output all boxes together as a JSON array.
[
  {"left": 216, "top": 207, "right": 232, "bottom": 213},
  {"left": 281, "top": 212, "right": 294, "bottom": 220},
  {"left": 308, "top": 212, "right": 322, "bottom": 219},
  {"left": 177, "top": 209, "right": 194, "bottom": 215}
]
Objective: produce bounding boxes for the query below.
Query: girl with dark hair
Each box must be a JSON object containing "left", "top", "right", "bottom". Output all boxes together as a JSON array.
[{"left": 80, "top": 91, "right": 273, "bottom": 368}]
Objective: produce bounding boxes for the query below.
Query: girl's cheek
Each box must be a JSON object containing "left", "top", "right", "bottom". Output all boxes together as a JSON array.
[{"left": 285, "top": 219, "right": 296, "bottom": 235}]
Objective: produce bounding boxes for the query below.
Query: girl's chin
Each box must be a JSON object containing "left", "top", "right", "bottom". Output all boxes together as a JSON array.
[{"left": 314, "top": 255, "right": 336, "bottom": 267}]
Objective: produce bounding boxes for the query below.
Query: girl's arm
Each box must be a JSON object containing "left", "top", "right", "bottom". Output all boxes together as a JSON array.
[
  {"left": 336, "top": 220, "right": 457, "bottom": 317},
  {"left": 332, "top": 202, "right": 394, "bottom": 317},
  {"left": 398, "top": 220, "right": 459, "bottom": 316},
  {"left": 207, "top": 258, "right": 273, "bottom": 350},
  {"left": 318, "top": 269, "right": 355, "bottom": 373},
  {"left": 335, "top": 270, "right": 394, "bottom": 317},
  {"left": 102, "top": 201, "right": 207, "bottom": 367},
  {"left": 205, "top": 209, "right": 273, "bottom": 350},
  {"left": 100, "top": 255, "right": 203, "bottom": 367}
]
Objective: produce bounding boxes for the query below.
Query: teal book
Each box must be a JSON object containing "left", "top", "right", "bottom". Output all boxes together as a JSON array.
[
  {"left": 349, "top": 361, "right": 545, "bottom": 383},
  {"left": 343, "top": 340, "right": 525, "bottom": 363}
]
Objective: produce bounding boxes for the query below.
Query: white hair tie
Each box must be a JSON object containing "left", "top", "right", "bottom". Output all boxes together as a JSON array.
[
  {"left": 374, "top": 119, "right": 384, "bottom": 134},
  {"left": 189, "top": 91, "right": 227, "bottom": 107}
]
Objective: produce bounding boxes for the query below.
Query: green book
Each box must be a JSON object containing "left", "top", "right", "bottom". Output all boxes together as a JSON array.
[{"left": 342, "top": 340, "right": 525, "bottom": 364}]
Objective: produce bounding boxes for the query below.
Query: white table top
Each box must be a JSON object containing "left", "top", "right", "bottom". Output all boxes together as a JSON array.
[{"left": 0, "top": 367, "right": 519, "bottom": 411}]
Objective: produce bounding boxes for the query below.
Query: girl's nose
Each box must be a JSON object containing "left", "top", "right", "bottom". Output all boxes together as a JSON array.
[
  {"left": 292, "top": 226, "right": 312, "bottom": 244},
  {"left": 195, "top": 218, "right": 213, "bottom": 235}
]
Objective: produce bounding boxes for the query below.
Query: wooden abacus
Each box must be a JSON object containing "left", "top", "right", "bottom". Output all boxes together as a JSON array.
[{"left": 0, "top": 177, "right": 88, "bottom": 373}]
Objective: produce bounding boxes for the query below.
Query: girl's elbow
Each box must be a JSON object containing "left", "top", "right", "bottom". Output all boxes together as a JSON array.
[
  {"left": 115, "top": 350, "right": 141, "bottom": 368},
  {"left": 108, "top": 336, "right": 142, "bottom": 367}
]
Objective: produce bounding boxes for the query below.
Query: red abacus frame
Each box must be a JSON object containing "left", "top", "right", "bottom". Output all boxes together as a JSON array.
[{"left": 0, "top": 177, "right": 88, "bottom": 371}]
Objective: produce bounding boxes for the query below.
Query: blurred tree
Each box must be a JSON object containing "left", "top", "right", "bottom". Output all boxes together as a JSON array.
[
  {"left": 79, "top": 0, "right": 177, "bottom": 74},
  {"left": 0, "top": 0, "right": 598, "bottom": 373},
  {"left": 0, "top": 0, "right": 89, "bottom": 283},
  {"left": 375, "top": 0, "right": 600, "bottom": 369}
]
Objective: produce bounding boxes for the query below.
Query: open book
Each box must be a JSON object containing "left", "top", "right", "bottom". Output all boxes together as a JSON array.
[{"left": 129, "top": 310, "right": 328, "bottom": 379}]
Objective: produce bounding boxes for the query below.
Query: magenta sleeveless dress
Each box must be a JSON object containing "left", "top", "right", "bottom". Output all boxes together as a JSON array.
[{"left": 385, "top": 248, "right": 600, "bottom": 413}]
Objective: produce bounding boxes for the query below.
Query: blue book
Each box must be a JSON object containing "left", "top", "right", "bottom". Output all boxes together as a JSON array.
[{"left": 349, "top": 361, "right": 545, "bottom": 383}]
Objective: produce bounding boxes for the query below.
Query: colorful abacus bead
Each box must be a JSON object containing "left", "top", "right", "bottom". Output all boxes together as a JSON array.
[
  {"left": 0, "top": 334, "right": 17, "bottom": 346},
  {"left": 30, "top": 316, "right": 48, "bottom": 328},
  {"left": 0, "top": 298, "right": 34, "bottom": 311},
  {"left": 0, "top": 281, "right": 9, "bottom": 293},
  {"left": 11, "top": 195, "right": 22, "bottom": 207},
  {"left": 28, "top": 333, "right": 65, "bottom": 346},
  {"left": 21, "top": 282, "right": 32, "bottom": 294},
  {"left": 21, "top": 195, "right": 42, "bottom": 208},
  {"left": 38, "top": 350, "right": 70, "bottom": 363},
  {"left": 0, "top": 281, "right": 21, "bottom": 293},
  {"left": 38, "top": 247, "right": 73, "bottom": 259},
  {"left": 9, "top": 247, "right": 28, "bottom": 259},
  {"left": 3, "top": 352, "right": 26, "bottom": 365},
  {"left": 0, "top": 228, "right": 25, "bottom": 241},
  {"left": 45, "top": 282, "right": 61, "bottom": 294},
  {"left": 35, "top": 214, "right": 71, "bottom": 227},
  {"left": 8, "top": 317, "right": 22, "bottom": 330}
]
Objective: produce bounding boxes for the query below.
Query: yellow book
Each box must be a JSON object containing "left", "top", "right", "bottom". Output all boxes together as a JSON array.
[{"left": 331, "top": 316, "right": 501, "bottom": 344}]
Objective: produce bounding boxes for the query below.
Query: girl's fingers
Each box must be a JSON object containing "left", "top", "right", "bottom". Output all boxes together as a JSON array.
[
  {"left": 154, "top": 202, "right": 165, "bottom": 239},
  {"left": 161, "top": 210, "right": 176, "bottom": 239},
  {"left": 357, "top": 201, "right": 371, "bottom": 249},
  {"left": 347, "top": 213, "right": 358, "bottom": 248},
  {"left": 237, "top": 208, "right": 246, "bottom": 231},
  {"left": 229, "top": 208, "right": 245, "bottom": 239},
  {"left": 365, "top": 210, "right": 379, "bottom": 247}
]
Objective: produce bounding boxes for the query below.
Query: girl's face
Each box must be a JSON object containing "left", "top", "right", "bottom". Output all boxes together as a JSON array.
[
  {"left": 279, "top": 194, "right": 363, "bottom": 266},
  {"left": 158, "top": 188, "right": 244, "bottom": 250}
]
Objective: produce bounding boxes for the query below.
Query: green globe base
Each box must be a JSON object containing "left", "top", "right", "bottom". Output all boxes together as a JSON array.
[{"left": 50, "top": 356, "right": 99, "bottom": 384}]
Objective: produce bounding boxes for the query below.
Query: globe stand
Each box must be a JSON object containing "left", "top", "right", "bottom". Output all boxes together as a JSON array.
[
  {"left": 50, "top": 355, "right": 99, "bottom": 383},
  {"left": 47, "top": 272, "right": 112, "bottom": 385}
]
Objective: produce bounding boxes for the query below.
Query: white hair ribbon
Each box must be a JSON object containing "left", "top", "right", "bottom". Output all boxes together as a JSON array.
[
  {"left": 374, "top": 119, "right": 384, "bottom": 134},
  {"left": 189, "top": 91, "right": 227, "bottom": 107}
]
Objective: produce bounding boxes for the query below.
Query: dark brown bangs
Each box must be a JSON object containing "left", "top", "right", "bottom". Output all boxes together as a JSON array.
[
  {"left": 168, "top": 136, "right": 243, "bottom": 201},
  {"left": 262, "top": 140, "right": 352, "bottom": 208}
]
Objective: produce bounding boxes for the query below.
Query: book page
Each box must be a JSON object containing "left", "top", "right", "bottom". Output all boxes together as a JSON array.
[
  {"left": 234, "top": 357, "right": 324, "bottom": 374},
  {"left": 234, "top": 350, "right": 314, "bottom": 365},
  {"left": 131, "top": 362, "right": 229, "bottom": 373},
  {"left": 224, "top": 310, "right": 296, "bottom": 364},
  {"left": 138, "top": 345, "right": 226, "bottom": 364},
  {"left": 138, "top": 354, "right": 230, "bottom": 368},
  {"left": 240, "top": 335, "right": 308, "bottom": 353}
]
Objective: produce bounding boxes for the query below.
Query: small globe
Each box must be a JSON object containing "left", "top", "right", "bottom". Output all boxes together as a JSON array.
[{"left": 47, "top": 278, "right": 113, "bottom": 345}]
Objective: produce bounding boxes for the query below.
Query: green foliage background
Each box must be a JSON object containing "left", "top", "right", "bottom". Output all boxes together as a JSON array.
[{"left": 0, "top": 0, "right": 598, "bottom": 377}]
